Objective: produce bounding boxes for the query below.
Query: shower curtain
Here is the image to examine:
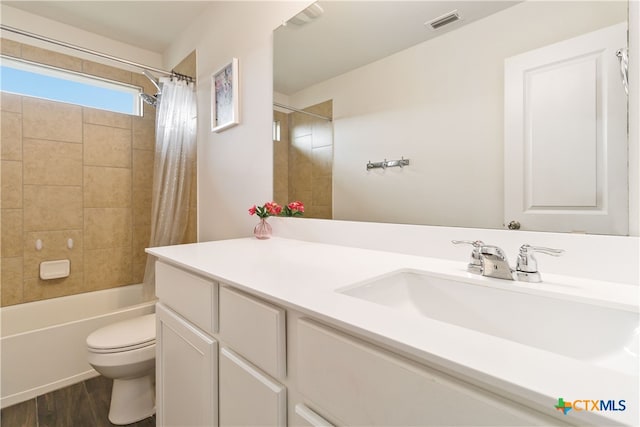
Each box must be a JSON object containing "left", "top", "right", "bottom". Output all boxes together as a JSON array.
[{"left": 143, "top": 78, "right": 197, "bottom": 297}]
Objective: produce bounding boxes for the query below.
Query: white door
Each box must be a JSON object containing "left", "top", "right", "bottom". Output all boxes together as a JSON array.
[
  {"left": 156, "top": 303, "right": 217, "bottom": 427},
  {"left": 219, "top": 347, "right": 287, "bottom": 427},
  {"left": 504, "top": 23, "right": 628, "bottom": 235}
]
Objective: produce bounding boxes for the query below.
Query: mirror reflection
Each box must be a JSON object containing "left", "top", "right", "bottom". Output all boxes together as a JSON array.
[{"left": 273, "top": 1, "right": 632, "bottom": 235}]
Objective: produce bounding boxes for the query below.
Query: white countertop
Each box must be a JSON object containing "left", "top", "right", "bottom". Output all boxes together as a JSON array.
[{"left": 147, "top": 237, "right": 639, "bottom": 426}]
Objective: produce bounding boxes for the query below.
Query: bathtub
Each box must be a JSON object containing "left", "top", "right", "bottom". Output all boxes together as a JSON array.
[{"left": 0, "top": 284, "right": 156, "bottom": 409}]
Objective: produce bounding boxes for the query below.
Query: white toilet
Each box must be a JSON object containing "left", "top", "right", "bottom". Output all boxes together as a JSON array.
[{"left": 87, "top": 313, "right": 156, "bottom": 425}]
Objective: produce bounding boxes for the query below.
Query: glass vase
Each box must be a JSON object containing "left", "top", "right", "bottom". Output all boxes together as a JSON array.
[{"left": 253, "top": 218, "right": 272, "bottom": 240}]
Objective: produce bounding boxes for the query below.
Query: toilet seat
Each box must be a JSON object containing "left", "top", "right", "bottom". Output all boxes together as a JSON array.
[{"left": 87, "top": 313, "right": 156, "bottom": 354}]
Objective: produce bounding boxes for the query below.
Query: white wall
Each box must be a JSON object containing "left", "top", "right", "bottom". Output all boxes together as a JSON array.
[
  {"left": 166, "top": 1, "right": 637, "bottom": 285},
  {"left": 164, "top": 1, "right": 312, "bottom": 241},
  {"left": 287, "top": 1, "right": 627, "bottom": 228}
]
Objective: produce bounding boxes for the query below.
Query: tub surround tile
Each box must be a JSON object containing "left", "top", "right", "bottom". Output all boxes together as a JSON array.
[
  {"left": 23, "top": 185, "right": 82, "bottom": 231},
  {"left": 133, "top": 225, "right": 151, "bottom": 267},
  {"left": 1, "top": 160, "right": 23, "bottom": 209},
  {"left": 1, "top": 93, "right": 22, "bottom": 113},
  {"left": 1, "top": 111, "right": 23, "bottom": 160},
  {"left": 83, "top": 124, "right": 132, "bottom": 168},
  {"left": 1, "top": 256, "right": 23, "bottom": 306},
  {"left": 82, "top": 61, "right": 131, "bottom": 83},
  {"left": 132, "top": 119, "right": 155, "bottom": 150},
  {"left": 23, "top": 272, "right": 85, "bottom": 303},
  {"left": 23, "top": 229, "right": 83, "bottom": 279},
  {"left": 85, "top": 247, "right": 132, "bottom": 290},
  {"left": 84, "top": 166, "right": 132, "bottom": 208},
  {"left": 1, "top": 208, "right": 23, "bottom": 257},
  {"left": 21, "top": 44, "right": 82, "bottom": 72},
  {"left": 23, "top": 139, "right": 83, "bottom": 186},
  {"left": 83, "top": 108, "right": 132, "bottom": 130},
  {"left": 0, "top": 38, "right": 22, "bottom": 57},
  {"left": 84, "top": 208, "right": 132, "bottom": 249},
  {"left": 22, "top": 98, "right": 82, "bottom": 143}
]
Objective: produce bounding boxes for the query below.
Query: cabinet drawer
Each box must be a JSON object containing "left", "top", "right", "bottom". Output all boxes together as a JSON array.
[
  {"left": 219, "top": 347, "right": 286, "bottom": 427},
  {"left": 155, "top": 261, "right": 218, "bottom": 335},
  {"left": 219, "top": 286, "right": 286, "bottom": 379},
  {"left": 297, "top": 319, "right": 568, "bottom": 427}
]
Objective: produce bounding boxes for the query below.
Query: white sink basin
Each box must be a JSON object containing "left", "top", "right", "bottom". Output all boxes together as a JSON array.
[{"left": 338, "top": 269, "right": 638, "bottom": 375}]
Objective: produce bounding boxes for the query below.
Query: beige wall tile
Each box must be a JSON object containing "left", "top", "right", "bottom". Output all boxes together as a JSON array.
[
  {"left": 82, "top": 61, "right": 131, "bottom": 83},
  {"left": 1, "top": 93, "right": 22, "bottom": 113},
  {"left": 21, "top": 45, "right": 82, "bottom": 71},
  {"left": 1, "top": 160, "right": 23, "bottom": 209},
  {"left": 84, "top": 208, "right": 132, "bottom": 249},
  {"left": 84, "top": 166, "right": 131, "bottom": 208},
  {"left": 23, "top": 273, "right": 85, "bottom": 303},
  {"left": 84, "top": 124, "right": 131, "bottom": 167},
  {"left": 312, "top": 146, "right": 333, "bottom": 178},
  {"left": 290, "top": 112, "right": 312, "bottom": 139},
  {"left": 1, "top": 256, "right": 23, "bottom": 306},
  {"left": 132, "top": 224, "right": 151, "bottom": 266},
  {"left": 132, "top": 261, "right": 146, "bottom": 285},
  {"left": 132, "top": 149, "right": 154, "bottom": 226},
  {"left": 23, "top": 98, "right": 82, "bottom": 143},
  {"left": 84, "top": 108, "right": 132, "bottom": 129},
  {"left": 132, "top": 118, "right": 155, "bottom": 150},
  {"left": 172, "top": 50, "right": 196, "bottom": 77},
  {"left": 1, "top": 111, "right": 23, "bottom": 160},
  {"left": 1, "top": 38, "right": 21, "bottom": 56},
  {"left": 2, "top": 209, "right": 23, "bottom": 258},
  {"left": 313, "top": 175, "right": 333, "bottom": 207},
  {"left": 311, "top": 119, "right": 333, "bottom": 148},
  {"left": 23, "top": 139, "right": 82, "bottom": 185},
  {"left": 84, "top": 247, "right": 132, "bottom": 290},
  {"left": 23, "top": 230, "right": 82, "bottom": 279},
  {"left": 23, "top": 185, "right": 82, "bottom": 231}
]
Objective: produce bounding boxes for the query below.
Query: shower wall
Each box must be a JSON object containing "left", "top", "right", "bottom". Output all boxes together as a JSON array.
[
  {"left": 273, "top": 100, "right": 333, "bottom": 219},
  {"left": 0, "top": 40, "right": 196, "bottom": 307}
]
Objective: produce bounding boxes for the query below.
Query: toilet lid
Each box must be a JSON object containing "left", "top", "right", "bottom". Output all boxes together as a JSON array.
[{"left": 87, "top": 313, "right": 156, "bottom": 352}]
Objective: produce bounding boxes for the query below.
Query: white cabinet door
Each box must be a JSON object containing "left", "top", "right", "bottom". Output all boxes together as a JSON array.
[
  {"left": 219, "top": 347, "right": 287, "bottom": 427},
  {"left": 156, "top": 303, "right": 217, "bottom": 427},
  {"left": 504, "top": 23, "right": 628, "bottom": 234}
]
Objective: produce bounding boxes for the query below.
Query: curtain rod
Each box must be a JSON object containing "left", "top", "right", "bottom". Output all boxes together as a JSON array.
[
  {"left": 273, "top": 102, "right": 332, "bottom": 121},
  {"left": 0, "top": 24, "right": 195, "bottom": 81}
]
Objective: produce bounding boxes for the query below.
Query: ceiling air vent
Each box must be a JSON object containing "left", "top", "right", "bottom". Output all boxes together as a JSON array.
[{"left": 426, "top": 10, "right": 461, "bottom": 30}]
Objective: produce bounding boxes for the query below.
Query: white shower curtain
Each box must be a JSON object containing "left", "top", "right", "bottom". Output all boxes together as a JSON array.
[{"left": 143, "top": 78, "right": 197, "bottom": 297}]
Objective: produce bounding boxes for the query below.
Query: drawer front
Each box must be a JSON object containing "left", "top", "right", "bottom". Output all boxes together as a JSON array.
[
  {"left": 296, "top": 319, "right": 569, "bottom": 427},
  {"left": 219, "top": 347, "right": 286, "bottom": 427},
  {"left": 155, "top": 261, "right": 218, "bottom": 334},
  {"left": 219, "top": 286, "right": 286, "bottom": 379}
]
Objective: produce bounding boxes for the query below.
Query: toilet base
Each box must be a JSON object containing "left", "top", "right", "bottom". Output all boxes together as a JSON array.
[{"left": 108, "top": 374, "right": 155, "bottom": 425}]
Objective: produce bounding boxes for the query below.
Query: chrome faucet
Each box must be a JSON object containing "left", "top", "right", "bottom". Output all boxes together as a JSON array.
[
  {"left": 452, "top": 241, "right": 563, "bottom": 283},
  {"left": 515, "top": 245, "right": 564, "bottom": 283},
  {"left": 477, "top": 244, "right": 515, "bottom": 280}
]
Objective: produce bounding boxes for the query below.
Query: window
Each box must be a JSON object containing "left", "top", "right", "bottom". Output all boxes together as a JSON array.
[{"left": 0, "top": 55, "right": 143, "bottom": 116}]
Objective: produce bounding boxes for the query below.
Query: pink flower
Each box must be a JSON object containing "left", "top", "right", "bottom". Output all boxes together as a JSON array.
[
  {"left": 248, "top": 205, "right": 257, "bottom": 216},
  {"left": 288, "top": 201, "right": 304, "bottom": 213}
]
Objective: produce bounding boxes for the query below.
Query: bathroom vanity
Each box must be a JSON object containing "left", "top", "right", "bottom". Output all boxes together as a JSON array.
[{"left": 148, "top": 238, "right": 638, "bottom": 427}]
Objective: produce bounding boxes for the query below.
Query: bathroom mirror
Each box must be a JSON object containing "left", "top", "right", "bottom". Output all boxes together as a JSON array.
[{"left": 273, "top": 1, "right": 633, "bottom": 235}]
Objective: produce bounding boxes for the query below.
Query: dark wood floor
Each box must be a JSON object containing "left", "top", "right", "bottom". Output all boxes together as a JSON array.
[{"left": 1, "top": 376, "right": 155, "bottom": 427}]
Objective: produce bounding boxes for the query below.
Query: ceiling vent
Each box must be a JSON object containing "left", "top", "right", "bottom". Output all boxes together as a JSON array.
[{"left": 426, "top": 10, "right": 462, "bottom": 30}]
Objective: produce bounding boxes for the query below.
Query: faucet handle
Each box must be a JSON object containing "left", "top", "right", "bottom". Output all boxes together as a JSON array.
[
  {"left": 516, "top": 244, "right": 564, "bottom": 282},
  {"left": 451, "top": 240, "right": 484, "bottom": 274}
]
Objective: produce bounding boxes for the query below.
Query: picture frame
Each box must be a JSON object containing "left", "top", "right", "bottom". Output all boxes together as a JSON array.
[{"left": 211, "top": 58, "right": 239, "bottom": 132}]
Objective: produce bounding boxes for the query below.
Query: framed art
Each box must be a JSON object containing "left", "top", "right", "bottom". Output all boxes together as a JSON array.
[{"left": 211, "top": 57, "right": 239, "bottom": 132}]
